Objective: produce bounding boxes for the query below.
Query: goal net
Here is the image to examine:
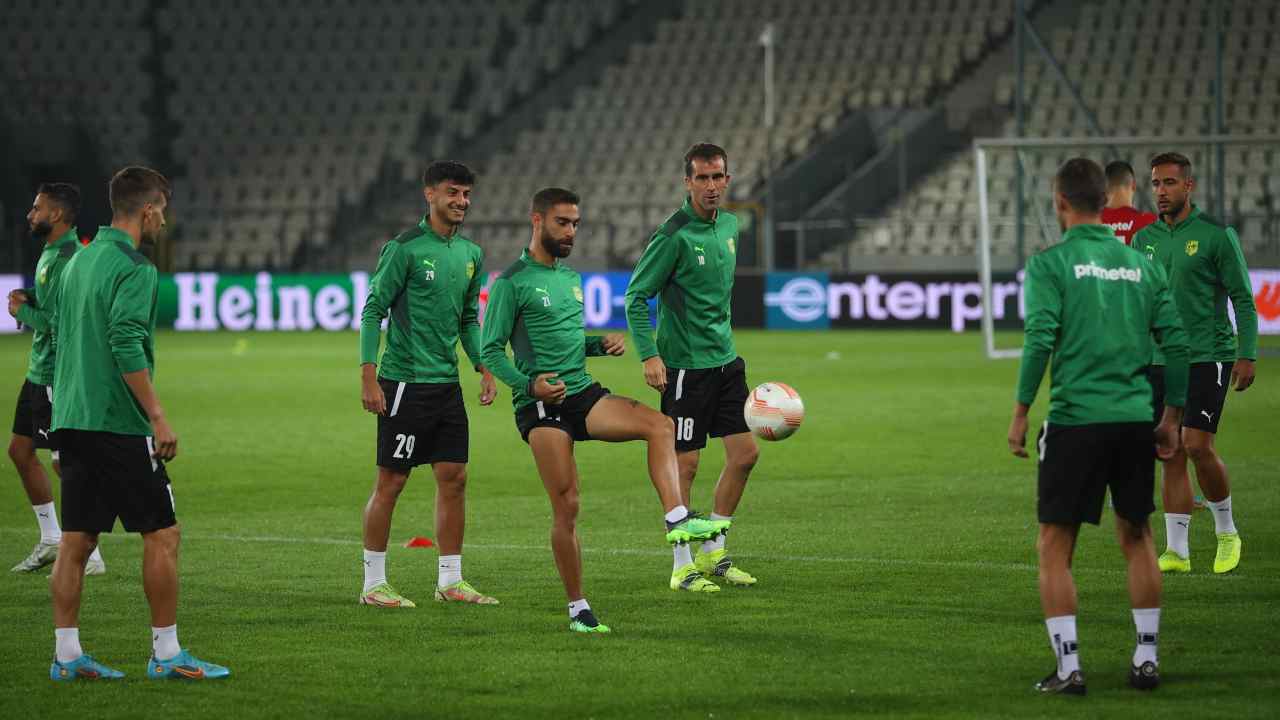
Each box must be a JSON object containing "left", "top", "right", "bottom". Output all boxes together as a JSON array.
[{"left": 972, "top": 135, "right": 1280, "bottom": 359}]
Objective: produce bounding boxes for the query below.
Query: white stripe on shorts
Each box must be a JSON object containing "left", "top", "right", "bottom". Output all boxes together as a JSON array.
[
  {"left": 674, "top": 369, "right": 686, "bottom": 401},
  {"left": 536, "top": 401, "right": 546, "bottom": 419},
  {"left": 1037, "top": 420, "right": 1048, "bottom": 462},
  {"left": 1216, "top": 362, "right": 1224, "bottom": 387},
  {"left": 45, "top": 386, "right": 52, "bottom": 402},
  {"left": 145, "top": 436, "right": 159, "bottom": 472},
  {"left": 389, "top": 381, "right": 406, "bottom": 417}
]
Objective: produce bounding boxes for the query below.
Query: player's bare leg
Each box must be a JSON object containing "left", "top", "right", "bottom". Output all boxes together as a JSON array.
[
  {"left": 51, "top": 531, "right": 96, "bottom": 627},
  {"left": 529, "top": 428, "right": 584, "bottom": 601},
  {"left": 713, "top": 432, "right": 758, "bottom": 517},
  {"left": 676, "top": 450, "right": 699, "bottom": 507},
  {"left": 584, "top": 395, "right": 681, "bottom": 511},
  {"left": 141, "top": 526, "right": 181, "bottom": 628},
  {"left": 1157, "top": 447, "right": 1195, "bottom": 572},
  {"left": 359, "top": 468, "right": 416, "bottom": 606},
  {"left": 1035, "top": 522, "right": 1084, "bottom": 692},
  {"left": 429, "top": 461, "right": 495, "bottom": 604},
  {"left": 432, "top": 462, "right": 466, "bottom": 556},
  {"left": 9, "top": 434, "right": 53, "bottom": 505},
  {"left": 586, "top": 395, "right": 723, "bottom": 592},
  {"left": 1115, "top": 515, "right": 1162, "bottom": 688},
  {"left": 363, "top": 467, "right": 409, "bottom": 552},
  {"left": 694, "top": 431, "right": 759, "bottom": 585},
  {"left": 1183, "top": 427, "right": 1240, "bottom": 573}
]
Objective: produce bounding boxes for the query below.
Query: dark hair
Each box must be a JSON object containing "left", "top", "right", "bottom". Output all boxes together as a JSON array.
[
  {"left": 36, "top": 182, "right": 81, "bottom": 223},
  {"left": 531, "top": 187, "right": 580, "bottom": 216},
  {"left": 1150, "top": 151, "right": 1192, "bottom": 178},
  {"left": 1054, "top": 158, "right": 1107, "bottom": 214},
  {"left": 684, "top": 143, "right": 729, "bottom": 178},
  {"left": 1104, "top": 160, "right": 1136, "bottom": 187},
  {"left": 109, "top": 166, "right": 171, "bottom": 216},
  {"left": 422, "top": 161, "right": 476, "bottom": 187}
]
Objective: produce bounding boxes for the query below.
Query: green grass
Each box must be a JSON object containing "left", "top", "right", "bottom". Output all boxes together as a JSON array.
[{"left": 1, "top": 329, "right": 1278, "bottom": 719}]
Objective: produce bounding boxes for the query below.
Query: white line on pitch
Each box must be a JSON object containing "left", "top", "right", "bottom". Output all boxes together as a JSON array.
[{"left": 0, "top": 527, "right": 1257, "bottom": 582}]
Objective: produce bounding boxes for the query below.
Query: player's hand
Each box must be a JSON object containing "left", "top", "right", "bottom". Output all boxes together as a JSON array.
[
  {"left": 151, "top": 416, "right": 178, "bottom": 461},
  {"left": 7, "top": 289, "right": 26, "bottom": 317},
  {"left": 1007, "top": 414, "right": 1029, "bottom": 458},
  {"left": 643, "top": 355, "right": 668, "bottom": 392},
  {"left": 1231, "top": 359, "right": 1256, "bottom": 392},
  {"left": 531, "top": 372, "right": 566, "bottom": 403},
  {"left": 362, "top": 374, "right": 387, "bottom": 415},
  {"left": 478, "top": 368, "right": 497, "bottom": 406},
  {"left": 601, "top": 333, "right": 626, "bottom": 356}
]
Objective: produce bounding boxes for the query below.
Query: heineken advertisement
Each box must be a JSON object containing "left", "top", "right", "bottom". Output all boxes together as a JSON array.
[
  {"left": 161, "top": 273, "right": 372, "bottom": 331},
  {"left": 158, "top": 271, "right": 646, "bottom": 331}
]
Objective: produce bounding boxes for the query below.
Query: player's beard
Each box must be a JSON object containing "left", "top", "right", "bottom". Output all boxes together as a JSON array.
[
  {"left": 540, "top": 227, "right": 572, "bottom": 258},
  {"left": 1161, "top": 197, "right": 1187, "bottom": 221},
  {"left": 30, "top": 220, "right": 53, "bottom": 241}
]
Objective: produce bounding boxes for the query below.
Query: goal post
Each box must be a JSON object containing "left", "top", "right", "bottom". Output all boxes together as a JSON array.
[{"left": 972, "top": 134, "right": 1280, "bottom": 360}]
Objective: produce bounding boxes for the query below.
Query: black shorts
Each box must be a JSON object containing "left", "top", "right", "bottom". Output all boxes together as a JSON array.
[
  {"left": 376, "top": 379, "right": 468, "bottom": 470},
  {"left": 58, "top": 429, "right": 176, "bottom": 534},
  {"left": 515, "top": 383, "right": 611, "bottom": 443},
  {"left": 1036, "top": 422, "right": 1156, "bottom": 526},
  {"left": 661, "top": 357, "right": 751, "bottom": 452},
  {"left": 11, "top": 380, "right": 55, "bottom": 450},
  {"left": 1149, "top": 362, "right": 1232, "bottom": 433}
]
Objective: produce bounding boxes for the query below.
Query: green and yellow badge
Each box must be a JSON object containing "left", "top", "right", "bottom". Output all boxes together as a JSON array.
[
  {"left": 38, "top": 266, "right": 49, "bottom": 284},
  {"left": 727, "top": 237, "right": 736, "bottom": 254},
  {"left": 572, "top": 286, "right": 584, "bottom": 303},
  {"left": 1186, "top": 240, "right": 1199, "bottom": 256},
  {"left": 466, "top": 261, "right": 475, "bottom": 278}
]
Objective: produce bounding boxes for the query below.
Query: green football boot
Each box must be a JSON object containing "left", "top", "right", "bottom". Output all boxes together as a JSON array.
[
  {"left": 1213, "top": 532, "right": 1241, "bottom": 574},
  {"left": 694, "top": 548, "right": 757, "bottom": 586}
]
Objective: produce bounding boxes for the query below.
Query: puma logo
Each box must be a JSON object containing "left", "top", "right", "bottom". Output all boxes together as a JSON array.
[
  {"left": 37, "top": 429, "right": 49, "bottom": 439},
  {"left": 422, "top": 259, "right": 435, "bottom": 268},
  {"left": 1201, "top": 410, "right": 1214, "bottom": 422}
]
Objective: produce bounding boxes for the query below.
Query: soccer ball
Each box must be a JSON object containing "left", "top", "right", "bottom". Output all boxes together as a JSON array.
[{"left": 743, "top": 382, "right": 805, "bottom": 441}]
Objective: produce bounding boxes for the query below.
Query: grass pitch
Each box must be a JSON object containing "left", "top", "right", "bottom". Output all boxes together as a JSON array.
[{"left": 1, "top": 329, "right": 1277, "bottom": 719}]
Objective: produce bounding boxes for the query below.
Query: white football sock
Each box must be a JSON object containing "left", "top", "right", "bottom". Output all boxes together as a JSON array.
[
  {"left": 1132, "top": 608, "right": 1160, "bottom": 666},
  {"left": 55, "top": 627, "right": 82, "bottom": 663},
  {"left": 34, "top": 502, "right": 61, "bottom": 544},
  {"left": 362, "top": 549, "right": 387, "bottom": 593},
  {"left": 88, "top": 546, "right": 103, "bottom": 563},
  {"left": 1045, "top": 615, "right": 1080, "bottom": 679},
  {"left": 700, "top": 513, "right": 732, "bottom": 554},
  {"left": 664, "top": 505, "right": 689, "bottom": 525},
  {"left": 1207, "top": 496, "right": 1237, "bottom": 535},
  {"left": 438, "top": 554, "right": 462, "bottom": 589},
  {"left": 673, "top": 543, "right": 693, "bottom": 571},
  {"left": 152, "top": 624, "right": 180, "bottom": 661},
  {"left": 568, "top": 598, "right": 591, "bottom": 618},
  {"left": 1165, "top": 513, "right": 1191, "bottom": 558}
]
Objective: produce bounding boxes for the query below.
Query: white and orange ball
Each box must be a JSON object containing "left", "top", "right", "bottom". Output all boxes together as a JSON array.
[{"left": 743, "top": 382, "right": 804, "bottom": 441}]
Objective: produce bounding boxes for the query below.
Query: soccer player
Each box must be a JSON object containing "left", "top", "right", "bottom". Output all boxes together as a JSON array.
[
  {"left": 1009, "top": 158, "right": 1189, "bottom": 694},
  {"left": 1101, "top": 161, "right": 1157, "bottom": 246},
  {"left": 624, "top": 143, "right": 759, "bottom": 590},
  {"left": 358, "top": 161, "right": 498, "bottom": 608},
  {"left": 481, "top": 187, "right": 728, "bottom": 633},
  {"left": 7, "top": 183, "right": 105, "bottom": 575},
  {"left": 1134, "top": 152, "right": 1258, "bottom": 575},
  {"left": 48, "top": 166, "right": 228, "bottom": 681}
]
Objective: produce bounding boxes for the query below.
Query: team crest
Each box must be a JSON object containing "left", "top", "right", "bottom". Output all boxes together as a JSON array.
[
  {"left": 572, "top": 286, "right": 584, "bottom": 303},
  {"left": 1185, "top": 240, "right": 1199, "bottom": 256},
  {"left": 466, "top": 261, "right": 475, "bottom": 278},
  {"left": 727, "top": 237, "right": 736, "bottom": 254},
  {"left": 38, "top": 266, "right": 48, "bottom": 284}
]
